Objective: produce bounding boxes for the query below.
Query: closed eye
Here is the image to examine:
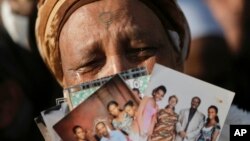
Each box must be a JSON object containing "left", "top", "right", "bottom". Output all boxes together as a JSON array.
[
  {"left": 75, "top": 57, "right": 106, "bottom": 74},
  {"left": 126, "top": 47, "right": 158, "bottom": 62}
]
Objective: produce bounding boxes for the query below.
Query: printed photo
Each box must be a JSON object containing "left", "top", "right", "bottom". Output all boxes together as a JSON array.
[
  {"left": 34, "top": 116, "right": 52, "bottom": 141},
  {"left": 54, "top": 75, "right": 139, "bottom": 141},
  {"left": 142, "top": 64, "right": 235, "bottom": 141},
  {"left": 53, "top": 64, "right": 234, "bottom": 141},
  {"left": 64, "top": 66, "right": 150, "bottom": 110},
  {"left": 41, "top": 102, "right": 69, "bottom": 141}
]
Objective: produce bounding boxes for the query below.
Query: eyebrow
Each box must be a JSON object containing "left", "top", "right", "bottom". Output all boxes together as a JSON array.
[
  {"left": 67, "top": 24, "right": 163, "bottom": 71},
  {"left": 68, "top": 40, "right": 103, "bottom": 71},
  {"left": 127, "top": 26, "right": 149, "bottom": 41},
  {"left": 126, "top": 26, "right": 164, "bottom": 47}
]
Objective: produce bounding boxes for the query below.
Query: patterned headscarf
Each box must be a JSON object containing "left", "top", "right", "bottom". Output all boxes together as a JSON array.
[{"left": 36, "top": 0, "right": 190, "bottom": 86}]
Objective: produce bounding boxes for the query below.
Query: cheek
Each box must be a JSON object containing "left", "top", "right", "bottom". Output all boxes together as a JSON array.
[
  {"left": 129, "top": 109, "right": 134, "bottom": 113},
  {"left": 63, "top": 72, "right": 83, "bottom": 87},
  {"left": 115, "top": 108, "right": 119, "bottom": 113},
  {"left": 111, "top": 107, "right": 119, "bottom": 115},
  {"left": 156, "top": 94, "right": 162, "bottom": 100},
  {"left": 129, "top": 110, "right": 133, "bottom": 114},
  {"left": 171, "top": 101, "right": 176, "bottom": 105},
  {"left": 110, "top": 111, "right": 115, "bottom": 115},
  {"left": 77, "top": 132, "right": 81, "bottom": 137}
]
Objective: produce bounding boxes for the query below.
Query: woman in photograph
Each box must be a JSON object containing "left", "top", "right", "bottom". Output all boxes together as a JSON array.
[
  {"left": 107, "top": 101, "right": 133, "bottom": 135},
  {"left": 135, "top": 85, "right": 167, "bottom": 140},
  {"left": 151, "top": 95, "right": 179, "bottom": 141},
  {"left": 197, "top": 105, "right": 220, "bottom": 141}
]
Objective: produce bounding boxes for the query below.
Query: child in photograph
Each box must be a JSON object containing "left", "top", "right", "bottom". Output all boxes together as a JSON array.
[
  {"left": 197, "top": 105, "right": 220, "bottom": 141},
  {"left": 124, "top": 100, "right": 138, "bottom": 119},
  {"left": 123, "top": 100, "right": 142, "bottom": 141},
  {"left": 95, "top": 121, "right": 128, "bottom": 141},
  {"left": 107, "top": 101, "right": 133, "bottom": 135},
  {"left": 136, "top": 85, "right": 167, "bottom": 140},
  {"left": 151, "top": 95, "right": 179, "bottom": 141}
]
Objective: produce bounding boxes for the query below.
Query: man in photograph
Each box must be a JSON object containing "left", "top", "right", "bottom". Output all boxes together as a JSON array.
[
  {"left": 95, "top": 121, "right": 127, "bottom": 141},
  {"left": 175, "top": 97, "right": 205, "bottom": 141}
]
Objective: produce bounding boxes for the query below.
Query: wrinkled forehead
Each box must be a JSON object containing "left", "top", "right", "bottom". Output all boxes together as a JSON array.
[
  {"left": 59, "top": 0, "right": 165, "bottom": 40},
  {"left": 62, "top": 0, "right": 158, "bottom": 22}
]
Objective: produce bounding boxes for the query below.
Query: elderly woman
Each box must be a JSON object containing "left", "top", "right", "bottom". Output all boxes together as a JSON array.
[{"left": 35, "top": 0, "right": 190, "bottom": 88}]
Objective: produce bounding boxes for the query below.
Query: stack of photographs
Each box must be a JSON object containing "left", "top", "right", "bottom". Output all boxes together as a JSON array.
[
  {"left": 64, "top": 66, "right": 149, "bottom": 110},
  {"left": 35, "top": 66, "right": 150, "bottom": 140},
  {"left": 35, "top": 64, "right": 235, "bottom": 141}
]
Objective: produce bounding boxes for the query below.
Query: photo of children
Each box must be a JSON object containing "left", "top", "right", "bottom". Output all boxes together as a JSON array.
[{"left": 53, "top": 75, "right": 139, "bottom": 141}]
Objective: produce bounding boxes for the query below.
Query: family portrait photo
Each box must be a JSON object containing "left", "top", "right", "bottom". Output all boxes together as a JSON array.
[{"left": 142, "top": 64, "right": 235, "bottom": 141}]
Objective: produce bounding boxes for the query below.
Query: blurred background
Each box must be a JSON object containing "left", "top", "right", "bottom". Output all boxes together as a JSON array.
[
  {"left": 178, "top": 0, "right": 250, "bottom": 112},
  {"left": 0, "top": 0, "right": 249, "bottom": 140},
  {"left": 0, "top": 0, "right": 62, "bottom": 140}
]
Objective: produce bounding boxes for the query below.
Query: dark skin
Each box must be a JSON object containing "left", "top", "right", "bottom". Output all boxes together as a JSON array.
[
  {"left": 59, "top": 0, "right": 182, "bottom": 87},
  {"left": 206, "top": 108, "right": 219, "bottom": 141},
  {"left": 96, "top": 122, "right": 109, "bottom": 138},
  {"left": 179, "top": 97, "right": 201, "bottom": 138}
]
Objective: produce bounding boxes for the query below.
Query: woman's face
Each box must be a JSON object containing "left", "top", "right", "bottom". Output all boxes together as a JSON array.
[
  {"left": 59, "top": 0, "right": 182, "bottom": 87},
  {"left": 108, "top": 104, "right": 120, "bottom": 117},
  {"left": 153, "top": 89, "right": 165, "bottom": 101},
  {"left": 124, "top": 105, "right": 136, "bottom": 117},
  {"left": 168, "top": 97, "right": 177, "bottom": 107},
  {"left": 75, "top": 127, "right": 86, "bottom": 140},
  {"left": 208, "top": 108, "right": 217, "bottom": 119}
]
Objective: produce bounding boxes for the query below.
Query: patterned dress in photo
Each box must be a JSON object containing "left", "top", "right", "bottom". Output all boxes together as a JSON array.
[{"left": 151, "top": 109, "right": 178, "bottom": 141}]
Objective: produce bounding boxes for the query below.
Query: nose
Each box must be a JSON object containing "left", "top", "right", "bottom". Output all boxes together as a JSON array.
[
  {"left": 98, "top": 54, "right": 137, "bottom": 77},
  {"left": 110, "top": 55, "right": 128, "bottom": 74}
]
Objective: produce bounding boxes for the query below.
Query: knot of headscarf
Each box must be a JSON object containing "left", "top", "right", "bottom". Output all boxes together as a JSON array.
[{"left": 35, "top": 0, "right": 190, "bottom": 86}]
